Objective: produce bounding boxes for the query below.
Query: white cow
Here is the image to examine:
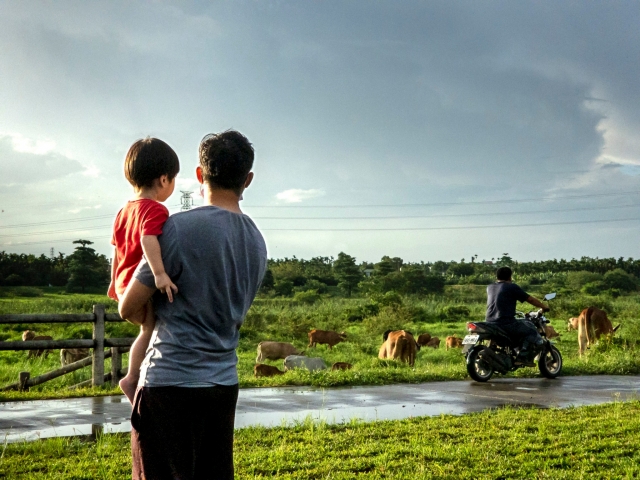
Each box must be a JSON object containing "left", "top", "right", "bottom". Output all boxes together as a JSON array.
[{"left": 283, "top": 355, "right": 327, "bottom": 372}]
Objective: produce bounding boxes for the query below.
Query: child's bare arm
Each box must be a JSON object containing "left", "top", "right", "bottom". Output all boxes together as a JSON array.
[
  {"left": 141, "top": 235, "right": 178, "bottom": 302},
  {"left": 108, "top": 248, "right": 119, "bottom": 301}
]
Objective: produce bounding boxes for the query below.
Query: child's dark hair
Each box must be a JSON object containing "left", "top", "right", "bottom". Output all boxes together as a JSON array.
[
  {"left": 124, "top": 137, "right": 180, "bottom": 188},
  {"left": 199, "top": 130, "right": 254, "bottom": 194}
]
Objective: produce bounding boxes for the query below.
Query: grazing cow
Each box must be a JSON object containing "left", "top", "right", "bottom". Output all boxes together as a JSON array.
[
  {"left": 445, "top": 335, "right": 463, "bottom": 350},
  {"left": 577, "top": 307, "right": 621, "bottom": 356},
  {"left": 567, "top": 317, "right": 579, "bottom": 332},
  {"left": 256, "top": 341, "right": 303, "bottom": 362},
  {"left": 60, "top": 348, "right": 90, "bottom": 366},
  {"left": 416, "top": 333, "right": 432, "bottom": 347},
  {"left": 425, "top": 337, "right": 440, "bottom": 349},
  {"left": 21, "top": 330, "right": 53, "bottom": 358},
  {"left": 378, "top": 330, "right": 418, "bottom": 366},
  {"left": 544, "top": 325, "right": 560, "bottom": 339},
  {"left": 254, "top": 364, "right": 284, "bottom": 377},
  {"left": 308, "top": 329, "right": 347, "bottom": 349},
  {"left": 283, "top": 355, "right": 327, "bottom": 372},
  {"left": 331, "top": 362, "right": 353, "bottom": 371}
]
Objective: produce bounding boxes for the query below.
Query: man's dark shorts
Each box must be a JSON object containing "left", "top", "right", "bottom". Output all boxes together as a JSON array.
[{"left": 131, "top": 384, "right": 239, "bottom": 480}]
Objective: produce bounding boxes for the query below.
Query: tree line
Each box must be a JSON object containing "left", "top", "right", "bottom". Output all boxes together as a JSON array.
[
  {"left": 2, "top": 244, "right": 639, "bottom": 297},
  {"left": 0, "top": 240, "right": 110, "bottom": 292}
]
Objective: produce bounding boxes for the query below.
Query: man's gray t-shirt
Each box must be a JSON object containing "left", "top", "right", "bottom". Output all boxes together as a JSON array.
[{"left": 134, "top": 205, "right": 267, "bottom": 387}]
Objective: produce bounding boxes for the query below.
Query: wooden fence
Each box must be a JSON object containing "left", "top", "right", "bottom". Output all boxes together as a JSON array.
[{"left": 0, "top": 304, "right": 135, "bottom": 391}]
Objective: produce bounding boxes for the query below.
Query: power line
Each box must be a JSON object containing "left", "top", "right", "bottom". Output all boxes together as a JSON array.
[
  {"left": 243, "top": 190, "right": 640, "bottom": 208},
  {"left": 2, "top": 203, "right": 640, "bottom": 239},
  {"left": 258, "top": 217, "right": 640, "bottom": 231},
  {"left": 252, "top": 203, "right": 640, "bottom": 220},
  {"left": 0, "top": 204, "right": 183, "bottom": 229},
  {"left": 2, "top": 216, "right": 639, "bottom": 247},
  {"left": 2, "top": 202, "right": 639, "bottom": 231}
]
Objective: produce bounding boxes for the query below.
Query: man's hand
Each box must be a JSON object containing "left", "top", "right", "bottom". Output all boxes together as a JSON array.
[
  {"left": 155, "top": 272, "right": 178, "bottom": 302},
  {"left": 541, "top": 305, "right": 550, "bottom": 313}
]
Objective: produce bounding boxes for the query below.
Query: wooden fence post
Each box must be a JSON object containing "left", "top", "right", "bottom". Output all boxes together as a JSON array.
[
  {"left": 18, "top": 371, "right": 30, "bottom": 392},
  {"left": 92, "top": 304, "right": 105, "bottom": 387},
  {"left": 111, "top": 347, "right": 122, "bottom": 387}
]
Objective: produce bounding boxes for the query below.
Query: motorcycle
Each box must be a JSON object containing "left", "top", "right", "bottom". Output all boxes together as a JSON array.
[{"left": 462, "top": 293, "right": 562, "bottom": 382}]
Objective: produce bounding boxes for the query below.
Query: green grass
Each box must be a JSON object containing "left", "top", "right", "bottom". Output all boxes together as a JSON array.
[
  {"left": 1, "top": 401, "right": 639, "bottom": 478},
  {"left": 1, "top": 287, "right": 640, "bottom": 401}
]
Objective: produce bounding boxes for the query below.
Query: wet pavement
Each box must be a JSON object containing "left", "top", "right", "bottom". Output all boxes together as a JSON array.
[{"left": 0, "top": 375, "right": 638, "bottom": 443}]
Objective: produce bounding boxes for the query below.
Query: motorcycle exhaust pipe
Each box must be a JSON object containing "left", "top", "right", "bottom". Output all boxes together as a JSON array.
[{"left": 478, "top": 347, "right": 510, "bottom": 373}]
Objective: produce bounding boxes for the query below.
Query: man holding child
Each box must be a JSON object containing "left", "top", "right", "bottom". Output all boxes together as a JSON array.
[{"left": 118, "top": 130, "right": 267, "bottom": 479}]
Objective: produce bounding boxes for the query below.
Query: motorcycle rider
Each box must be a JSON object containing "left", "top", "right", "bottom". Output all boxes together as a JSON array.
[{"left": 486, "top": 266, "right": 549, "bottom": 365}]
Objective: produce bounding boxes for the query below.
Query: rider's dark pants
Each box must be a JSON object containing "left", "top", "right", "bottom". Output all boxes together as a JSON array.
[{"left": 496, "top": 319, "right": 541, "bottom": 350}]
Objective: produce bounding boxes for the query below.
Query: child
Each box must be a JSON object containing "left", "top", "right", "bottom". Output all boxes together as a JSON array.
[{"left": 108, "top": 137, "right": 180, "bottom": 403}]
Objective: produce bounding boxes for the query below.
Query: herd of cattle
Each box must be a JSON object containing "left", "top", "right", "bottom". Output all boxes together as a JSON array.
[
  {"left": 254, "top": 305, "right": 622, "bottom": 376},
  {"left": 20, "top": 305, "right": 621, "bottom": 376}
]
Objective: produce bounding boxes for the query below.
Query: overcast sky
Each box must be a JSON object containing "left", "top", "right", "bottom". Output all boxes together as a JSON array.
[{"left": 1, "top": 1, "right": 640, "bottom": 264}]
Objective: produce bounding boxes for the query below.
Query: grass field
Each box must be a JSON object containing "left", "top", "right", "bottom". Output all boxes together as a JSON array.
[
  {"left": 1, "top": 285, "right": 639, "bottom": 401},
  {"left": 1, "top": 400, "right": 639, "bottom": 478}
]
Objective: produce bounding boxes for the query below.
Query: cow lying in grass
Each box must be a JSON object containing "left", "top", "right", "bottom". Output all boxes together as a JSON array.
[
  {"left": 254, "top": 364, "right": 284, "bottom": 377},
  {"left": 256, "top": 341, "right": 303, "bottom": 362},
  {"left": 283, "top": 355, "right": 327, "bottom": 372}
]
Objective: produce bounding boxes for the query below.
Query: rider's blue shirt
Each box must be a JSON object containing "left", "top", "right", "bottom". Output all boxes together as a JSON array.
[{"left": 486, "top": 281, "right": 529, "bottom": 324}]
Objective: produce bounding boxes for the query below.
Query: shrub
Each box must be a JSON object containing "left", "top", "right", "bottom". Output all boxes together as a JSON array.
[
  {"left": 604, "top": 269, "right": 638, "bottom": 293},
  {"left": 274, "top": 280, "right": 294, "bottom": 297},
  {"left": 293, "top": 290, "right": 321, "bottom": 305},
  {"left": 582, "top": 281, "right": 606, "bottom": 296},
  {"left": 443, "top": 305, "right": 471, "bottom": 319},
  {"left": 12, "top": 287, "right": 44, "bottom": 297},
  {"left": 4, "top": 274, "right": 23, "bottom": 286}
]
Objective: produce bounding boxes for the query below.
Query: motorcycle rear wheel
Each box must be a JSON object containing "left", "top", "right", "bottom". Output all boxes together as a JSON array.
[
  {"left": 467, "top": 346, "right": 494, "bottom": 382},
  {"left": 538, "top": 345, "right": 563, "bottom": 379}
]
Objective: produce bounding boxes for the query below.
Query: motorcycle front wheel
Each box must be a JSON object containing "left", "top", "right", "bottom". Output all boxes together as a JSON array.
[
  {"left": 466, "top": 346, "right": 494, "bottom": 382},
  {"left": 538, "top": 345, "right": 563, "bottom": 379}
]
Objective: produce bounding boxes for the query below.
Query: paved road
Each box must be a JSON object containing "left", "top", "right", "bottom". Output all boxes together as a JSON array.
[{"left": 0, "top": 375, "right": 638, "bottom": 443}]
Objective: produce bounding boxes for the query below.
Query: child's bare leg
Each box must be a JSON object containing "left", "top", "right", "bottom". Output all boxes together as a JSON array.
[{"left": 119, "top": 304, "right": 155, "bottom": 404}]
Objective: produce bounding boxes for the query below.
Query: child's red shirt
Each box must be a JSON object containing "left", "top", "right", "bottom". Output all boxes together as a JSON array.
[{"left": 110, "top": 199, "right": 169, "bottom": 299}]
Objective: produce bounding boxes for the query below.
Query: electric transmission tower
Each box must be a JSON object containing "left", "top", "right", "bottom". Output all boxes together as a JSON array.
[
  {"left": 50, "top": 247, "right": 55, "bottom": 259},
  {"left": 180, "top": 191, "right": 194, "bottom": 211}
]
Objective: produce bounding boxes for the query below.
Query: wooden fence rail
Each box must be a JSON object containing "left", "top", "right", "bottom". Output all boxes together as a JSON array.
[{"left": 0, "top": 304, "right": 135, "bottom": 391}]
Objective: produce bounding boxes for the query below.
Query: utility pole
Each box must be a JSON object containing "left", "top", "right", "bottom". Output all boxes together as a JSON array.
[{"left": 180, "top": 191, "right": 194, "bottom": 211}]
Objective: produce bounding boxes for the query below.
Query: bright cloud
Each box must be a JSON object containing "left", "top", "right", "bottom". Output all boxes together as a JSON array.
[{"left": 276, "top": 188, "right": 325, "bottom": 203}]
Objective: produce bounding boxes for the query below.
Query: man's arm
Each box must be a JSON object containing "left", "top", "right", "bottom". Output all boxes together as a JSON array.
[
  {"left": 119, "top": 279, "right": 155, "bottom": 324},
  {"left": 526, "top": 296, "right": 549, "bottom": 312}
]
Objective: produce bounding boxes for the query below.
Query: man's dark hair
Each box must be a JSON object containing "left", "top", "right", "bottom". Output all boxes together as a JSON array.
[
  {"left": 496, "top": 266, "right": 512, "bottom": 281},
  {"left": 199, "top": 130, "right": 254, "bottom": 195},
  {"left": 124, "top": 137, "right": 180, "bottom": 188}
]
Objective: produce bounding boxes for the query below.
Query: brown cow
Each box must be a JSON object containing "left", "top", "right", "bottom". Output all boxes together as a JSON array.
[
  {"left": 445, "top": 335, "right": 463, "bottom": 350},
  {"left": 331, "top": 362, "right": 353, "bottom": 371},
  {"left": 378, "top": 330, "right": 417, "bottom": 366},
  {"left": 22, "top": 330, "right": 53, "bottom": 358},
  {"left": 577, "top": 307, "right": 620, "bottom": 356},
  {"left": 567, "top": 317, "right": 579, "bottom": 332},
  {"left": 308, "top": 329, "right": 347, "bottom": 349},
  {"left": 544, "top": 325, "right": 560, "bottom": 339},
  {"left": 256, "top": 341, "right": 303, "bottom": 362},
  {"left": 60, "top": 348, "right": 91, "bottom": 366},
  {"left": 425, "top": 337, "right": 440, "bottom": 349},
  {"left": 254, "top": 364, "right": 284, "bottom": 377},
  {"left": 416, "top": 333, "right": 432, "bottom": 347}
]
